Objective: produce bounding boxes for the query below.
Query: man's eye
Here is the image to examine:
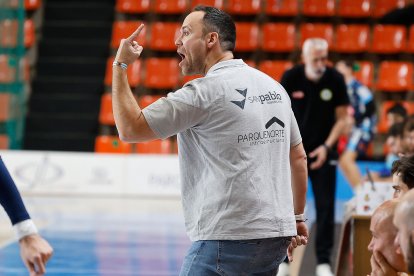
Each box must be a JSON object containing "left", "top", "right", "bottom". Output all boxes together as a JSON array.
[{"left": 183, "top": 31, "right": 189, "bottom": 36}]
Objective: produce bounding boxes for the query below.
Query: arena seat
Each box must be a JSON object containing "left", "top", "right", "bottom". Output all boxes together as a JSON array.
[
  {"left": 299, "top": 23, "right": 334, "bottom": 47},
  {"left": 25, "top": 0, "right": 41, "bottom": 10},
  {"left": 154, "top": 0, "right": 187, "bottom": 14},
  {"left": 302, "top": 0, "right": 335, "bottom": 17},
  {"left": 0, "top": 55, "right": 16, "bottom": 83},
  {"left": 227, "top": 0, "right": 261, "bottom": 15},
  {"left": 265, "top": 0, "right": 298, "bottom": 16},
  {"left": 24, "top": 19, "right": 35, "bottom": 48},
  {"left": 98, "top": 93, "right": 115, "bottom": 126},
  {"left": 258, "top": 60, "right": 293, "bottom": 82},
  {"left": 408, "top": 25, "right": 414, "bottom": 53},
  {"left": 0, "top": 93, "right": 11, "bottom": 121},
  {"left": 372, "top": 0, "right": 408, "bottom": 18},
  {"left": 149, "top": 22, "right": 180, "bottom": 51},
  {"left": 371, "top": 25, "right": 407, "bottom": 54},
  {"left": 135, "top": 139, "right": 172, "bottom": 154},
  {"left": 0, "top": 135, "right": 9, "bottom": 149},
  {"left": 95, "top": 135, "right": 132, "bottom": 153},
  {"left": 234, "top": 22, "right": 259, "bottom": 52},
  {"left": 377, "top": 101, "right": 414, "bottom": 133},
  {"left": 144, "top": 58, "right": 179, "bottom": 89},
  {"left": 190, "top": 0, "right": 224, "bottom": 9},
  {"left": 115, "top": 0, "right": 150, "bottom": 14},
  {"left": 261, "top": 23, "right": 296, "bottom": 52},
  {"left": 376, "top": 61, "right": 413, "bottom": 92},
  {"left": 334, "top": 24, "right": 370, "bottom": 53},
  {"left": 337, "top": 0, "right": 372, "bottom": 18}
]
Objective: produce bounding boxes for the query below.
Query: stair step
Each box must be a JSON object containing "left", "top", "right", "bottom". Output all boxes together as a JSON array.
[
  {"left": 32, "top": 77, "right": 104, "bottom": 95},
  {"left": 25, "top": 113, "right": 98, "bottom": 133},
  {"left": 44, "top": 3, "right": 114, "bottom": 22},
  {"left": 42, "top": 21, "right": 112, "bottom": 40},
  {"left": 24, "top": 133, "right": 95, "bottom": 152},
  {"left": 29, "top": 94, "right": 100, "bottom": 114},
  {"left": 37, "top": 58, "right": 106, "bottom": 77},
  {"left": 38, "top": 39, "right": 110, "bottom": 58}
]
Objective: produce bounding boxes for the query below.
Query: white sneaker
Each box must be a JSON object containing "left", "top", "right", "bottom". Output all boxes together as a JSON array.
[
  {"left": 277, "top": 262, "right": 289, "bottom": 276},
  {"left": 316, "top": 263, "right": 334, "bottom": 276}
]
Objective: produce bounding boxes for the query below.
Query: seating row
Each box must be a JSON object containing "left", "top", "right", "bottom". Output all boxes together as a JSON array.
[
  {"left": 112, "top": 21, "right": 414, "bottom": 54},
  {"left": 115, "top": 0, "right": 410, "bottom": 18}
]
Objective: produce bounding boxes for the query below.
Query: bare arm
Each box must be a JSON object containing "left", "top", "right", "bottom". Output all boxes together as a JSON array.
[
  {"left": 288, "top": 142, "right": 309, "bottom": 261},
  {"left": 309, "top": 105, "right": 350, "bottom": 170},
  {"left": 112, "top": 24, "right": 157, "bottom": 143},
  {"left": 290, "top": 142, "right": 307, "bottom": 215},
  {"left": 325, "top": 105, "right": 349, "bottom": 149}
]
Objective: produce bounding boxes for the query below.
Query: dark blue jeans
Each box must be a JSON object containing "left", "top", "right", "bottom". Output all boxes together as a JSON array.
[{"left": 179, "top": 237, "right": 290, "bottom": 276}]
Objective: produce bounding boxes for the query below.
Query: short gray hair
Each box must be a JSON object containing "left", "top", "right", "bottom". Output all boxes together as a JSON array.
[{"left": 302, "top": 38, "right": 328, "bottom": 54}]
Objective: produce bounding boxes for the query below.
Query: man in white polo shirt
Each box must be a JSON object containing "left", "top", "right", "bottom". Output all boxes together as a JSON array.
[{"left": 112, "top": 5, "right": 308, "bottom": 274}]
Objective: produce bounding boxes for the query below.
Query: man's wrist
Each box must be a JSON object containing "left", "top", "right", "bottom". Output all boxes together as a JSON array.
[
  {"left": 295, "top": 214, "right": 307, "bottom": 222},
  {"left": 322, "top": 143, "right": 330, "bottom": 151},
  {"left": 13, "top": 219, "right": 38, "bottom": 240},
  {"left": 113, "top": 61, "right": 128, "bottom": 70}
]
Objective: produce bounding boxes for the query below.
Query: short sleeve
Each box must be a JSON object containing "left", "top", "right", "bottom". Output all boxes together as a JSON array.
[
  {"left": 142, "top": 85, "right": 210, "bottom": 139},
  {"left": 290, "top": 109, "right": 302, "bottom": 146}
]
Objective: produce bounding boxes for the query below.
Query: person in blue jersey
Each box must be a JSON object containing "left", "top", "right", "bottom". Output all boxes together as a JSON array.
[
  {"left": 0, "top": 157, "right": 53, "bottom": 275},
  {"left": 335, "top": 60, "right": 376, "bottom": 188}
]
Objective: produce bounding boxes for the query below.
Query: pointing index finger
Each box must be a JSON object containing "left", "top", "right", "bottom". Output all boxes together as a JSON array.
[{"left": 127, "top": 24, "right": 144, "bottom": 43}]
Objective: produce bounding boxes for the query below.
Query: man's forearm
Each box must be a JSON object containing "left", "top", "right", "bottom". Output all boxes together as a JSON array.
[
  {"left": 290, "top": 144, "right": 308, "bottom": 215},
  {"left": 324, "top": 117, "right": 347, "bottom": 149},
  {"left": 112, "top": 66, "right": 143, "bottom": 142}
]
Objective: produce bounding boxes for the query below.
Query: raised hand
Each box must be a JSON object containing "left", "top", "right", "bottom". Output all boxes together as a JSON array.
[{"left": 114, "top": 24, "right": 145, "bottom": 65}]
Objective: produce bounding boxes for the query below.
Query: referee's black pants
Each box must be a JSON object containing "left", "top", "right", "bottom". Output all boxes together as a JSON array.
[{"left": 309, "top": 158, "right": 337, "bottom": 265}]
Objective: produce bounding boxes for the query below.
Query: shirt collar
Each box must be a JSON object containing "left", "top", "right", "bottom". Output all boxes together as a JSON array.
[{"left": 206, "top": 59, "right": 245, "bottom": 76}]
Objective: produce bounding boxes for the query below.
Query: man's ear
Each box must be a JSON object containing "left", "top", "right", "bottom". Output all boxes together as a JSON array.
[{"left": 206, "top": 32, "right": 219, "bottom": 48}]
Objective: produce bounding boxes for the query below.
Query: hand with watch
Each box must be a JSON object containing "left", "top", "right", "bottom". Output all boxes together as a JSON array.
[{"left": 287, "top": 213, "right": 309, "bottom": 262}]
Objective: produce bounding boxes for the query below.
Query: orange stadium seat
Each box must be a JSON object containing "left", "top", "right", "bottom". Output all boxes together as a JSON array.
[
  {"left": 0, "top": 135, "right": 9, "bottom": 149},
  {"left": 337, "top": 0, "right": 372, "bottom": 18},
  {"left": 299, "top": 23, "right": 334, "bottom": 47},
  {"left": 258, "top": 60, "right": 293, "bottom": 82},
  {"left": 376, "top": 61, "right": 413, "bottom": 92},
  {"left": 354, "top": 61, "right": 374, "bottom": 88},
  {"left": 234, "top": 22, "right": 259, "bottom": 52},
  {"left": 135, "top": 139, "right": 171, "bottom": 154},
  {"left": 408, "top": 25, "right": 414, "bottom": 53},
  {"left": 190, "top": 0, "right": 224, "bottom": 9},
  {"left": 372, "top": 0, "right": 407, "bottom": 18},
  {"left": 0, "top": 55, "right": 16, "bottom": 83},
  {"left": 154, "top": 0, "right": 187, "bottom": 14},
  {"left": 95, "top": 136, "right": 131, "bottom": 153},
  {"left": 227, "top": 0, "right": 261, "bottom": 15},
  {"left": 98, "top": 93, "right": 115, "bottom": 126},
  {"left": 303, "top": 0, "right": 335, "bottom": 17},
  {"left": 138, "top": 95, "right": 163, "bottom": 108},
  {"left": 0, "top": 93, "right": 11, "bottom": 121},
  {"left": 149, "top": 22, "right": 180, "bottom": 51},
  {"left": 334, "top": 24, "right": 370, "bottom": 53},
  {"left": 144, "top": 58, "right": 180, "bottom": 89},
  {"left": 25, "top": 0, "right": 41, "bottom": 10},
  {"left": 111, "top": 21, "right": 146, "bottom": 49},
  {"left": 104, "top": 57, "right": 141, "bottom": 87},
  {"left": 24, "top": 19, "right": 35, "bottom": 48},
  {"left": 265, "top": 0, "right": 298, "bottom": 16},
  {"left": 115, "top": 0, "right": 150, "bottom": 14},
  {"left": 261, "top": 23, "right": 296, "bottom": 52},
  {"left": 371, "top": 25, "right": 407, "bottom": 54}
]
